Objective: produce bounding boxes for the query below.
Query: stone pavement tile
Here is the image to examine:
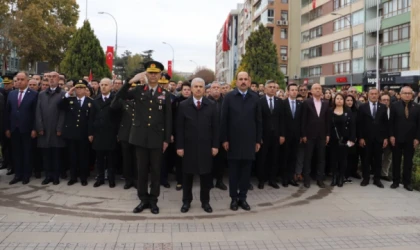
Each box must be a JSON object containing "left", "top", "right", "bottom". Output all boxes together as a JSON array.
[
  {"left": 3, "top": 232, "right": 64, "bottom": 243},
  {"left": 224, "top": 231, "right": 277, "bottom": 242},
  {"left": 320, "top": 227, "right": 376, "bottom": 237},
  {"left": 274, "top": 229, "right": 327, "bottom": 241},
  {"left": 50, "top": 215, "right": 100, "bottom": 223},
  {"left": 370, "top": 225, "right": 420, "bottom": 235},
  {"left": 1, "top": 213, "right": 54, "bottom": 223},
  {"left": 0, "top": 232, "right": 12, "bottom": 242},
  {"left": 117, "top": 233, "right": 171, "bottom": 243},
  {"left": 365, "top": 210, "right": 420, "bottom": 218},
  {"left": 172, "top": 232, "right": 225, "bottom": 242},
  {"left": 60, "top": 232, "right": 118, "bottom": 243}
]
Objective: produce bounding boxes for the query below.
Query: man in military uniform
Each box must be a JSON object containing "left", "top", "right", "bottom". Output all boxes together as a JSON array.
[
  {"left": 116, "top": 61, "right": 172, "bottom": 214},
  {"left": 59, "top": 79, "right": 95, "bottom": 186},
  {"left": 111, "top": 82, "right": 137, "bottom": 189}
]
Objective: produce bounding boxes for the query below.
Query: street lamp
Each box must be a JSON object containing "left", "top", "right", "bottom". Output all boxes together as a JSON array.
[
  {"left": 189, "top": 60, "right": 198, "bottom": 68},
  {"left": 162, "top": 42, "right": 175, "bottom": 72},
  {"left": 98, "top": 12, "right": 118, "bottom": 57},
  {"left": 331, "top": 12, "right": 353, "bottom": 86}
]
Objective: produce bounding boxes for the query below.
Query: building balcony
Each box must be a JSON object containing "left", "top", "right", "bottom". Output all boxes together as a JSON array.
[
  {"left": 381, "top": 40, "right": 410, "bottom": 57},
  {"left": 365, "top": 0, "right": 379, "bottom": 9},
  {"left": 382, "top": 11, "right": 411, "bottom": 29},
  {"left": 365, "top": 17, "right": 381, "bottom": 33},
  {"left": 365, "top": 44, "right": 379, "bottom": 59}
]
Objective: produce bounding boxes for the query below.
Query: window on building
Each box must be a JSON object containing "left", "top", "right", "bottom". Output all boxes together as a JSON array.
[
  {"left": 333, "top": 0, "right": 354, "bottom": 10},
  {"left": 382, "top": 53, "right": 410, "bottom": 72},
  {"left": 267, "top": 9, "right": 274, "bottom": 23},
  {"left": 309, "top": 66, "right": 322, "bottom": 76},
  {"left": 382, "top": 23, "right": 410, "bottom": 45},
  {"left": 333, "top": 38, "right": 350, "bottom": 52},
  {"left": 280, "top": 65, "right": 287, "bottom": 75},
  {"left": 334, "top": 14, "right": 351, "bottom": 31},
  {"left": 309, "top": 46, "right": 322, "bottom": 58},
  {"left": 281, "top": 28, "right": 288, "bottom": 39},
  {"left": 301, "top": 49, "right": 309, "bottom": 60},
  {"left": 280, "top": 46, "right": 288, "bottom": 57},
  {"left": 352, "top": 10, "right": 364, "bottom": 26},
  {"left": 352, "top": 58, "right": 364, "bottom": 73},
  {"left": 301, "top": 26, "right": 322, "bottom": 43},
  {"left": 334, "top": 61, "right": 351, "bottom": 74},
  {"left": 383, "top": 0, "right": 412, "bottom": 18},
  {"left": 309, "top": 6, "right": 322, "bottom": 21},
  {"left": 352, "top": 33, "right": 363, "bottom": 49},
  {"left": 281, "top": 11, "right": 288, "bottom": 21},
  {"left": 281, "top": 0, "right": 288, "bottom": 3}
]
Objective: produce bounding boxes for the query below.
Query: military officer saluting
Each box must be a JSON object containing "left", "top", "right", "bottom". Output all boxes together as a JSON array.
[
  {"left": 116, "top": 61, "right": 172, "bottom": 214},
  {"left": 59, "top": 79, "right": 95, "bottom": 186}
]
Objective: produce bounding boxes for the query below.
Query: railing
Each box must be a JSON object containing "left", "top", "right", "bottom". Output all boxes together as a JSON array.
[
  {"left": 365, "top": 16, "right": 381, "bottom": 33},
  {"left": 383, "top": 7, "right": 411, "bottom": 19},
  {"left": 365, "top": 44, "right": 378, "bottom": 59}
]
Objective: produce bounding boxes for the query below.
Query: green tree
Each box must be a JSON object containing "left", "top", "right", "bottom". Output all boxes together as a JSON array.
[
  {"left": 0, "top": 0, "right": 79, "bottom": 73},
  {"left": 192, "top": 67, "right": 215, "bottom": 84},
  {"left": 170, "top": 72, "right": 187, "bottom": 82},
  {"left": 60, "top": 20, "right": 111, "bottom": 80},
  {"left": 236, "top": 24, "right": 285, "bottom": 88}
]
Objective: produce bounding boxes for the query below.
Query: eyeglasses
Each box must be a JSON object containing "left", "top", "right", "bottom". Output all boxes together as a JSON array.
[{"left": 401, "top": 92, "right": 412, "bottom": 95}]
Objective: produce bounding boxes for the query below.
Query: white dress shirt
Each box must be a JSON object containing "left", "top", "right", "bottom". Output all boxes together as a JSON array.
[
  {"left": 369, "top": 101, "right": 378, "bottom": 116},
  {"left": 17, "top": 87, "right": 29, "bottom": 102},
  {"left": 266, "top": 95, "right": 275, "bottom": 109},
  {"left": 102, "top": 94, "right": 110, "bottom": 102},
  {"left": 193, "top": 97, "right": 203, "bottom": 107}
]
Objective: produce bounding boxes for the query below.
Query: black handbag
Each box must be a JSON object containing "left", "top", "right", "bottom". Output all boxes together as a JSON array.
[{"left": 332, "top": 114, "right": 347, "bottom": 146}]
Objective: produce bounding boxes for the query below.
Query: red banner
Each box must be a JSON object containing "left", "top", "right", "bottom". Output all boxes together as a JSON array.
[
  {"left": 222, "top": 14, "right": 231, "bottom": 52},
  {"left": 167, "top": 60, "right": 172, "bottom": 77},
  {"left": 106, "top": 46, "right": 114, "bottom": 72},
  {"left": 312, "top": 0, "right": 316, "bottom": 9},
  {"left": 88, "top": 69, "right": 93, "bottom": 82}
]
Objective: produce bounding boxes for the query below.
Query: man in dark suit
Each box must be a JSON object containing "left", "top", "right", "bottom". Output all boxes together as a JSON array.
[
  {"left": 89, "top": 78, "right": 119, "bottom": 188},
  {"left": 301, "top": 83, "right": 330, "bottom": 188},
  {"left": 256, "top": 80, "right": 284, "bottom": 189},
  {"left": 282, "top": 83, "right": 301, "bottom": 187},
  {"left": 110, "top": 82, "right": 137, "bottom": 189},
  {"left": 220, "top": 71, "right": 262, "bottom": 211},
  {"left": 357, "top": 88, "right": 388, "bottom": 188},
  {"left": 5, "top": 72, "right": 38, "bottom": 185},
  {"left": 0, "top": 76, "right": 14, "bottom": 175},
  {"left": 176, "top": 78, "right": 219, "bottom": 213},
  {"left": 389, "top": 86, "right": 420, "bottom": 191},
  {"left": 116, "top": 61, "right": 172, "bottom": 214},
  {"left": 59, "top": 79, "right": 95, "bottom": 186}
]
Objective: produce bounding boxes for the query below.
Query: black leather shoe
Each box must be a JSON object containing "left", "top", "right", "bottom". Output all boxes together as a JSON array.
[
  {"left": 373, "top": 179, "right": 384, "bottom": 188},
  {"left": 9, "top": 178, "right": 21, "bottom": 185},
  {"left": 150, "top": 203, "right": 159, "bottom": 214},
  {"left": 404, "top": 184, "right": 413, "bottom": 191},
  {"left": 133, "top": 202, "right": 149, "bottom": 213},
  {"left": 93, "top": 180, "right": 104, "bottom": 188},
  {"left": 317, "top": 181, "right": 326, "bottom": 188},
  {"left": 330, "top": 175, "right": 337, "bottom": 187},
  {"left": 381, "top": 176, "right": 392, "bottom": 182},
  {"left": 53, "top": 179, "right": 60, "bottom": 185},
  {"left": 282, "top": 181, "right": 288, "bottom": 187},
  {"left": 268, "top": 181, "right": 280, "bottom": 189},
  {"left": 180, "top": 202, "right": 190, "bottom": 213},
  {"left": 202, "top": 203, "right": 213, "bottom": 213},
  {"left": 257, "top": 182, "right": 264, "bottom": 189},
  {"left": 34, "top": 172, "right": 41, "bottom": 179},
  {"left": 289, "top": 180, "right": 299, "bottom": 187},
  {"left": 60, "top": 172, "right": 68, "bottom": 179},
  {"left": 215, "top": 180, "right": 227, "bottom": 190},
  {"left": 238, "top": 200, "right": 251, "bottom": 211},
  {"left": 304, "top": 180, "right": 311, "bottom": 188},
  {"left": 6, "top": 169, "right": 15, "bottom": 175},
  {"left": 248, "top": 183, "right": 254, "bottom": 190},
  {"left": 81, "top": 180, "right": 88, "bottom": 186},
  {"left": 42, "top": 178, "right": 52, "bottom": 185},
  {"left": 161, "top": 182, "right": 170, "bottom": 188},
  {"left": 124, "top": 182, "right": 133, "bottom": 190},
  {"left": 109, "top": 181, "right": 116, "bottom": 188},
  {"left": 22, "top": 178, "right": 29, "bottom": 185},
  {"left": 176, "top": 184, "right": 182, "bottom": 191},
  {"left": 230, "top": 199, "right": 238, "bottom": 211},
  {"left": 360, "top": 179, "right": 369, "bottom": 186},
  {"left": 68, "top": 179, "right": 77, "bottom": 186},
  {"left": 390, "top": 183, "right": 399, "bottom": 189}
]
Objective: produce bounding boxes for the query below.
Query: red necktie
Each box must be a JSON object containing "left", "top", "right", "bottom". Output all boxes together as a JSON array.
[
  {"left": 197, "top": 101, "right": 201, "bottom": 110},
  {"left": 18, "top": 91, "right": 23, "bottom": 107}
]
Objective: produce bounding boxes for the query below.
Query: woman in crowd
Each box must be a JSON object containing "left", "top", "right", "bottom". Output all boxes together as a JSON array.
[
  {"left": 344, "top": 94, "right": 359, "bottom": 183},
  {"left": 329, "top": 93, "right": 356, "bottom": 187}
]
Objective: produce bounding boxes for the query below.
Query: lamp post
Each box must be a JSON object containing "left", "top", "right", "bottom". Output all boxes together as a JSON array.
[
  {"left": 98, "top": 12, "right": 118, "bottom": 57},
  {"left": 331, "top": 12, "right": 353, "bottom": 86},
  {"left": 162, "top": 42, "right": 175, "bottom": 72},
  {"left": 189, "top": 60, "right": 198, "bottom": 69}
]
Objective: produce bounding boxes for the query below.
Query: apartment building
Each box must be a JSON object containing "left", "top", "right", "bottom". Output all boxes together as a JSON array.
[{"left": 364, "top": 0, "right": 419, "bottom": 90}]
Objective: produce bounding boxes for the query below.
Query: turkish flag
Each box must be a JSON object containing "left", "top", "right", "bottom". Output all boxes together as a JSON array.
[
  {"left": 88, "top": 69, "right": 93, "bottom": 82},
  {"left": 168, "top": 60, "right": 172, "bottom": 77},
  {"left": 222, "top": 14, "right": 231, "bottom": 52},
  {"left": 106, "top": 46, "right": 114, "bottom": 72},
  {"left": 312, "top": 0, "right": 316, "bottom": 9}
]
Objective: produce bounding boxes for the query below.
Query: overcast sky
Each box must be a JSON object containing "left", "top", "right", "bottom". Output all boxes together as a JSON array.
[{"left": 76, "top": 0, "right": 240, "bottom": 73}]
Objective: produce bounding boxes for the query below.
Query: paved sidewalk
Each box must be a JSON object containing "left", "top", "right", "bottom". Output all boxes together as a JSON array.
[{"left": 0, "top": 171, "right": 420, "bottom": 250}]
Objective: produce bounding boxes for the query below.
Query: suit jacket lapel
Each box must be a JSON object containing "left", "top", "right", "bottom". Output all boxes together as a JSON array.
[{"left": 20, "top": 89, "right": 31, "bottom": 107}]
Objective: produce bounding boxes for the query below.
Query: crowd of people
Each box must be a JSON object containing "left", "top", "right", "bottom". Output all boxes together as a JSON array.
[{"left": 0, "top": 60, "right": 419, "bottom": 215}]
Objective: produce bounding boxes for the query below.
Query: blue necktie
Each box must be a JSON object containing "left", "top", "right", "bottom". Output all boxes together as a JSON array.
[
  {"left": 242, "top": 93, "right": 246, "bottom": 100},
  {"left": 292, "top": 100, "right": 296, "bottom": 118}
]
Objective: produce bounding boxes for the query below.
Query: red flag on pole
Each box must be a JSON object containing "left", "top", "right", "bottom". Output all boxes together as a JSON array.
[
  {"left": 167, "top": 60, "right": 173, "bottom": 77},
  {"left": 222, "top": 14, "right": 231, "bottom": 52},
  {"left": 312, "top": 0, "right": 316, "bottom": 9},
  {"left": 106, "top": 46, "right": 114, "bottom": 72},
  {"left": 88, "top": 69, "right": 93, "bottom": 82}
]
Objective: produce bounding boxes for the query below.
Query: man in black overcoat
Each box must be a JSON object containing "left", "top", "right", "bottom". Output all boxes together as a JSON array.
[
  {"left": 220, "top": 71, "right": 262, "bottom": 211},
  {"left": 176, "top": 78, "right": 219, "bottom": 213}
]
